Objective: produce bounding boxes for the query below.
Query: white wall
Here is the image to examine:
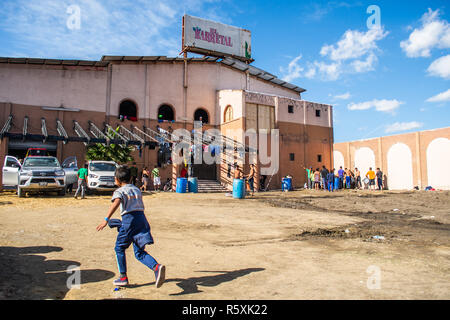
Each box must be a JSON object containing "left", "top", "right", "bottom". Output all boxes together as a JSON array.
[
  {"left": 333, "top": 150, "right": 344, "bottom": 170},
  {"left": 354, "top": 147, "right": 375, "bottom": 178},
  {"left": 387, "top": 143, "right": 413, "bottom": 190},
  {"left": 427, "top": 138, "right": 450, "bottom": 190}
]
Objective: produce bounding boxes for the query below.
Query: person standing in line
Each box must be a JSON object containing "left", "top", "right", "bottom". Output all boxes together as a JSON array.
[
  {"left": 349, "top": 169, "right": 355, "bottom": 189},
  {"left": 74, "top": 163, "right": 88, "bottom": 199},
  {"left": 355, "top": 168, "right": 362, "bottom": 189},
  {"left": 366, "top": 167, "right": 376, "bottom": 191},
  {"left": 141, "top": 167, "right": 150, "bottom": 192},
  {"left": 313, "top": 168, "right": 320, "bottom": 190},
  {"left": 376, "top": 168, "right": 383, "bottom": 190},
  {"left": 327, "top": 169, "right": 335, "bottom": 192},
  {"left": 338, "top": 166, "right": 345, "bottom": 189},
  {"left": 334, "top": 169, "right": 340, "bottom": 191},
  {"left": 303, "top": 166, "right": 312, "bottom": 189},
  {"left": 151, "top": 165, "right": 161, "bottom": 191},
  {"left": 321, "top": 166, "right": 329, "bottom": 191},
  {"left": 345, "top": 168, "right": 352, "bottom": 189}
]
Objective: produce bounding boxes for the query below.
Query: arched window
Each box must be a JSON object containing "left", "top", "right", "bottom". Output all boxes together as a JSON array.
[
  {"left": 224, "top": 105, "right": 233, "bottom": 122},
  {"left": 119, "top": 100, "right": 138, "bottom": 121},
  {"left": 194, "top": 108, "right": 209, "bottom": 124},
  {"left": 158, "top": 104, "right": 174, "bottom": 122}
]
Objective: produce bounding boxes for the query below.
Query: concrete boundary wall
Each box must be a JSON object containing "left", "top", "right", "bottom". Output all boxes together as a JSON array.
[{"left": 334, "top": 127, "right": 450, "bottom": 190}]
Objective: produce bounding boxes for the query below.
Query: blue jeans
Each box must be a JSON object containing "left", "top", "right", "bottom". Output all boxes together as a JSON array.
[
  {"left": 74, "top": 178, "right": 87, "bottom": 198},
  {"left": 334, "top": 177, "right": 339, "bottom": 190},
  {"left": 377, "top": 178, "right": 383, "bottom": 190},
  {"left": 328, "top": 181, "right": 334, "bottom": 192},
  {"left": 114, "top": 211, "right": 157, "bottom": 275},
  {"left": 322, "top": 178, "right": 327, "bottom": 190},
  {"left": 346, "top": 176, "right": 351, "bottom": 189}
]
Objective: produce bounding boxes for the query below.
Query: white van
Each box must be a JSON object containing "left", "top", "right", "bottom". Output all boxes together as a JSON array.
[{"left": 87, "top": 160, "right": 118, "bottom": 192}]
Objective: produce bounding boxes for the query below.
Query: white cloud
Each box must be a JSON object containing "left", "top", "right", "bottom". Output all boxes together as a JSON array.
[
  {"left": 280, "top": 54, "right": 304, "bottom": 82},
  {"left": 385, "top": 121, "right": 423, "bottom": 133},
  {"left": 427, "top": 54, "right": 450, "bottom": 79},
  {"left": 400, "top": 8, "right": 450, "bottom": 58},
  {"left": 350, "top": 52, "right": 377, "bottom": 73},
  {"left": 281, "top": 26, "right": 388, "bottom": 82},
  {"left": 426, "top": 88, "right": 450, "bottom": 102},
  {"left": 333, "top": 92, "right": 351, "bottom": 100},
  {"left": 312, "top": 61, "right": 342, "bottom": 81},
  {"left": 347, "top": 99, "right": 404, "bottom": 113},
  {"left": 321, "top": 27, "right": 388, "bottom": 61}
]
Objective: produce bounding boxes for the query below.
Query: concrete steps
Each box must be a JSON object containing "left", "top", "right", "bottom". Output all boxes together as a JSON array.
[{"left": 197, "top": 179, "right": 230, "bottom": 193}]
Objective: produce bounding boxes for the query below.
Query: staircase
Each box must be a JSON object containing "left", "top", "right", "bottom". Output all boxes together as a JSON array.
[{"left": 197, "top": 180, "right": 230, "bottom": 193}]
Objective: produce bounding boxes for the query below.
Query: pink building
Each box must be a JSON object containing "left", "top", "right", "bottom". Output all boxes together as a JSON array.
[{"left": 0, "top": 55, "right": 333, "bottom": 191}]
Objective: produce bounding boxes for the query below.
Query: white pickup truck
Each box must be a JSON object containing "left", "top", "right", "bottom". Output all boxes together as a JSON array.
[
  {"left": 17, "top": 156, "right": 67, "bottom": 197},
  {"left": 2, "top": 155, "right": 79, "bottom": 195}
]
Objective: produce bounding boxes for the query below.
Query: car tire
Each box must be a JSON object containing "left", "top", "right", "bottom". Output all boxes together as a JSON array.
[
  {"left": 17, "top": 187, "right": 23, "bottom": 198},
  {"left": 58, "top": 188, "right": 66, "bottom": 196}
]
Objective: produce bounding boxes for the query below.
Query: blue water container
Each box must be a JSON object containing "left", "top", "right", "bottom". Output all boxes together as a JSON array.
[
  {"left": 282, "top": 177, "right": 293, "bottom": 191},
  {"left": 188, "top": 177, "right": 198, "bottom": 193},
  {"left": 176, "top": 178, "right": 187, "bottom": 193},
  {"left": 232, "top": 179, "right": 245, "bottom": 199}
]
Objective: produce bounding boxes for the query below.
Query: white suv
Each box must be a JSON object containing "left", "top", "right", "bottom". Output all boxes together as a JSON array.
[{"left": 87, "top": 160, "right": 118, "bottom": 192}]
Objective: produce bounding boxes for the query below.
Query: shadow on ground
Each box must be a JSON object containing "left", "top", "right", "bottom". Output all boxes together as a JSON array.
[
  {"left": 0, "top": 246, "right": 115, "bottom": 299},
  {"left": 128, "top": 268, "right": 265, "bottom": 296}
]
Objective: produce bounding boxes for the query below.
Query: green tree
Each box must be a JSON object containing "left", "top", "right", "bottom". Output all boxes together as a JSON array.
[{"left": 86, "top": 126, "right": 134, "bottom": 164}]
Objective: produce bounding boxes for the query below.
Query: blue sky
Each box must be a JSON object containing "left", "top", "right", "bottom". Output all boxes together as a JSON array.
[{"left": 0, "top": 0, "right": 449, "bottom": 142}]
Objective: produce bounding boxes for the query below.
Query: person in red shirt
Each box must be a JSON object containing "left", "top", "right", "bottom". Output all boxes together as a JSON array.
[{"left": 180, "top": 166, "right": 188, "bottom": 178}]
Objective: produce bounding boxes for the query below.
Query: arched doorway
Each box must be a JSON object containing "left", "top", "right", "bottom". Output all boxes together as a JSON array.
[
  {"left": 333, "top": 150, "right": 344, "bottom": 170},
  {"left": 427, "top": 138, "right": 450, "bottom": 190},
  {"left": 387, "top": 143, "right": 413, "bottom": 190},
  {"left": 354, "top": 147, "right": 375, "bottom": 178},
  {"left": 119, "top": 100, "right": 138, "bottom": 121},
  {"left": 158, "top": 104, "right": 174, "bottom": 122},
  {"left": 194, "top": 108, "right": 209, "bottom": 124}
]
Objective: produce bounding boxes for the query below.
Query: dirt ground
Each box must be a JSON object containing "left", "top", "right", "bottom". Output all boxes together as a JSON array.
[{"left": 0, "top": 188, "right": 449, "bottom": 300}]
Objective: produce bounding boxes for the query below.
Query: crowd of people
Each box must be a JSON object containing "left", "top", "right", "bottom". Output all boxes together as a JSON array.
[{"left": 303, "top": 165, "right": 385, "bottom": 191}]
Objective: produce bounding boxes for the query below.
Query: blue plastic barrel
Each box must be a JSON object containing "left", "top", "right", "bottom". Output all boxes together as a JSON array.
[
  {"left": 188, "top": 177, "right": 198, "bottom": 193},
  {"left": 232, "top": 179, "right": 245, "bottom": 199},
  {"left": 282, "top": 177, "right": 292, "bottom": 191},
  {"left": 176, "top": 178, "right": 187, "bottom": 193}
]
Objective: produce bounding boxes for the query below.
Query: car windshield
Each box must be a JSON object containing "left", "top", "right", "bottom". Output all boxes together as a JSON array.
[
  {"left": 90, "top": 163, "right": 116, "bottom": 172},
  {"left": 28, "top": 149, "right": 47, "bottom": 156},
  {"left": 23, "top": 157, "right": 60, "bottom": 168}
]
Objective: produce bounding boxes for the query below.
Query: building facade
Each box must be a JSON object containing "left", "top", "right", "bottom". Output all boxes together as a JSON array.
[
  {"left": 333, "top": 127, "right": 450, "bottom": 190},
  {"left": 0, "top": 55, "right": 333, "bottom": 190}
]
